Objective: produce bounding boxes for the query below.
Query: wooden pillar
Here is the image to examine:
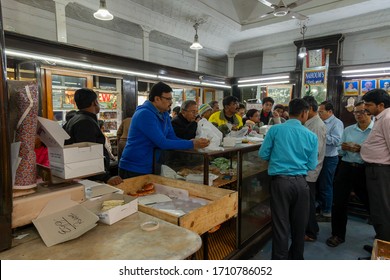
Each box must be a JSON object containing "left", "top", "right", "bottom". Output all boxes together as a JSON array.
[
  {"left": 122, "top": 75, "right": 138, "bottom": 118},
  {"left": 0, "top": 0, "right": 13, "bottom": 251},
  {"left": 294, "top": 34, "right": 344, "bottom": 116}
]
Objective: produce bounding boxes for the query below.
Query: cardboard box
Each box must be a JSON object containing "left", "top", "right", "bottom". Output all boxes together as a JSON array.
[
  {"left": 37, "top": 117, "right": 104, "bottom": 179},
  {"left": 50, "top": 158, "right": 104, "bottom": 179},
  {"left": 83, "top": 193, "right": 138, "bottom": 225},
  {"left": 371, "top": 239, "right": 390, "bottom": 260},
  {"left": 117, "top": 174, "right": 238, "bottom": 235},
  {"left": 32, "top": 196, "right": 99, "bottom": 247},
  {"left": 12, "top": 183, "right": 85, "bottom": 228},
  {"left": 79, "top": 179, "right": 124, "bottom": 199}
]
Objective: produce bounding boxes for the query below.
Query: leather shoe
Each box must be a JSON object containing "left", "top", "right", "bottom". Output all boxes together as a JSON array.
[
  {"left": 326, "top": 236, "right": 345, "bottom": 247},
  {"left": 316, "top": 215, "right": 331, "bottom": 222}
]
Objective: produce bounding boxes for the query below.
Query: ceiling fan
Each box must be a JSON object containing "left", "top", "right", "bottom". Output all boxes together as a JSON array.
[{"left": 257, "top": 0, "right": 311, "bottom": 20}]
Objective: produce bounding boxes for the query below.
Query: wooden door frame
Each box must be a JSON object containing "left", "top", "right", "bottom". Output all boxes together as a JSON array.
[{"left": 43, "top": 68, "right": 93, "bottom": 120}]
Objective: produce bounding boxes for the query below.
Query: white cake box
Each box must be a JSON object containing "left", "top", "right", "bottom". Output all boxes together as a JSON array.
[
  {"left": 83, "top": 193, "right": 138, "bottom": 225},
  {"left": 37, "top": 117, "right": 105, "bottom": 179}
]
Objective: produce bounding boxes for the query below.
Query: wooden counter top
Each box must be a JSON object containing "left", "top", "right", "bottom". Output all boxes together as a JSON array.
[{"left": 0, "top": 212, "right": 201, "bottom": 260}]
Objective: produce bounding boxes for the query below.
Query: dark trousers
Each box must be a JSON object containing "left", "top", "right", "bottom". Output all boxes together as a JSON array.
[
  {"left": 306, "top": 181, "right": 319, "bottom": 239},
  {"left": 366, "top": 165, "right": 390, "bottom": 242},
  {"left": 331, "top": 161, "right": 369, "bottom": 240},
  {"left": 270, "top": 176, "right": 310, "bottom": 260},
  {"left": 118, "top": 168, "right": 146, "bottom": 179}
]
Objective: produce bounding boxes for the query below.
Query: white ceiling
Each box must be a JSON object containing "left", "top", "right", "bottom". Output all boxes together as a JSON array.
[{"left": 12, "top": 0, "right": 390, "bottom": 59}]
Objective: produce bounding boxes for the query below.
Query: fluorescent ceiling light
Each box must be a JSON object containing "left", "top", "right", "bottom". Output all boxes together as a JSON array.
[
  {"left": 237, "top": 80, "right": 290, "bottom": 88},
  {"left": 342, "top": 67, "right": 390, "bottom": 74},
  {"left": 93, "top": 0, "right": 114, "bottom": 21},
  {"left": 5, "top": 49, "right": 157, "bottom": 79},
  {"left": 201, "top": 82, "right": 230, "bottom": 89},
  {"left": 343, "top": 73, "right": 390, "bottom": 78},
  {"left": 5, "top": 49, "right": 231, "bottom": 88},
  {"left": 158, "top": 75, "right": 200, "bottom": 85},
  {"left": 239, "top": 75, "right": 289, "bottom": 84},
  {"left": 92, "top": 65, "right": 157, "bottom": 78}
]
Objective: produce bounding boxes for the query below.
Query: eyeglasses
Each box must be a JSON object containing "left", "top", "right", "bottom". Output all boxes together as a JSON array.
[
  {"left": 160, "top": 96, "right": 173, "bottom": 102},
  {"left": 318, "top": 110, "right": 326, "bottom": 114},
  {"left": 353, "top": 110, "right": 367, "bottom": 115},
  {"left": 183, "top": 109, "right": 198, "bottom": 115}
]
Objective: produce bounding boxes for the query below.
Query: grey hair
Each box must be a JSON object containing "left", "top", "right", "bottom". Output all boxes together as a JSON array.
[{"left": 180, "top": 100, "right": 197, "bottom": 112}]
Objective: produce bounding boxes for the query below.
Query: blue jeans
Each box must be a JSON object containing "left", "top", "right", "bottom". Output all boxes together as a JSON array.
[{"left": 317, "top": 156, "right": 339, "bottom": 215}]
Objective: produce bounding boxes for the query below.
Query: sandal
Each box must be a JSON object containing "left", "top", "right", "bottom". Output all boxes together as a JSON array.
[{"left": 326, "top": 236, "right": 345, "bottom": 247}]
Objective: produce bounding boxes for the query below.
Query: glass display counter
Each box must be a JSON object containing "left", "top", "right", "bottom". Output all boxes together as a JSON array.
[{"left": 154, "top": 143, "right": 271, "bottom": 249}]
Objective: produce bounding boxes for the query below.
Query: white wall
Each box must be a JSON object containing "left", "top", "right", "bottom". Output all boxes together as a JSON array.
[
  {"left": 2, "top": 0, "right": 57, "bottom": 41},
  {"left": 262, "top": 45, "right": 296, "bottom": 75},
  {"left": 342, "top": 28, "right": 390, "bottom": 66},
  {"left": 1, "top": 0, "right": 226, "bottom": 76}
]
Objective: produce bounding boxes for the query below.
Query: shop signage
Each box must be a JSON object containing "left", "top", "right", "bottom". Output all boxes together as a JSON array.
[{"left": 304, "top": 70, "right": 326, "bottom": 85}]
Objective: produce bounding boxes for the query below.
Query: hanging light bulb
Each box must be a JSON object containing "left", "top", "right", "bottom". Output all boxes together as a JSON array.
[
  {"left": 190, "top": 22, "right": 203, "bottom": 50},
  {"left": 94, "top": 0, "right": 114, "bottom": 21},
  {"left": 298, "top": 23, "right": 307, "bottom": 58},
  {"left": 298, "top": 46, "right": 307, "bottom": 58}
]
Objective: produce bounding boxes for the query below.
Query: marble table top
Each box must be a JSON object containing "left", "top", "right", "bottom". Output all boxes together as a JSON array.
[{"left": 0, "top": 212, "right": 202, "bottom": 260}]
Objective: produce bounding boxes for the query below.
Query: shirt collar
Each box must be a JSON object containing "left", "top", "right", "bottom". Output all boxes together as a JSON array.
[
  {"left": 79, "top": 110, "right": 98, "bottom": 121},
  {"left": 323, "top": 114, "right": 335, "bottom": 124},
  {"left": 354, "top": 119, "right": 374, "bottom": 132},
  {"left": 286, "top": 118, "right": 302, "bottom": 125},
  {"left": 375, "top": 107, "right": 390, "bottom": 121}
]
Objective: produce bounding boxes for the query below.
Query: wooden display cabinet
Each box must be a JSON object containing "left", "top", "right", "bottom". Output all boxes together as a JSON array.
[
  {"left": 117, "top": 174, "right": 238, "bottom": 235},
  {"left": 155, "top": 143, "right": 271, "bottom": 249}
]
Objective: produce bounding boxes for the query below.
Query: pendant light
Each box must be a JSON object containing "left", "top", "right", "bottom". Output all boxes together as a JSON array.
[
  {"left": 190, "top": 22, "right": 203, "bottom": 50},
  {"left": 94, "top": 0, "right": 114, "bottom": 21},
  {"left": 298, "top": 23, "right": 307, "bottom": 58}
]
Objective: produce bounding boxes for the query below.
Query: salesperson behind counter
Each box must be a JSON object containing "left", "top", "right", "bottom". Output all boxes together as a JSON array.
[{"left": 119, "top": 82, "right": 210, "bottom": 179}]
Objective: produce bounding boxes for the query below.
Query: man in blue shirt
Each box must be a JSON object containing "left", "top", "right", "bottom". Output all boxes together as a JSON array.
[
  {"left": 119, "top": 82, "right": 209, "bottom": 178},
  {"left": 317, "top": 101, "right": 344, "bottom": 221},
  {"left": 259, "top": 98, "right": 318, "bottom": 260},
  {"left": 326, "top": 101, "right": 374, "bottom": 247}
]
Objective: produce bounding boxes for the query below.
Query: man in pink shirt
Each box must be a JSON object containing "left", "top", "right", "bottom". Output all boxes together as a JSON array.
[{"left": 361, "top": 89, "right": 390, "bottom": 242}]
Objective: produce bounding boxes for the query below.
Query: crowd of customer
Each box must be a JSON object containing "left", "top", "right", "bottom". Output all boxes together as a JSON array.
[{"left": 53, "top": 83, "right": 389, "bottom": 260}]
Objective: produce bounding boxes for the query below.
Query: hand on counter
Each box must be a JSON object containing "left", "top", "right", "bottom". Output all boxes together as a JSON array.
[
  {"left": 193, "top": 138, "right": 210, "bottom": 149},
  {"left": 107, "top": 175, "right": 124, "bottom": 186}
]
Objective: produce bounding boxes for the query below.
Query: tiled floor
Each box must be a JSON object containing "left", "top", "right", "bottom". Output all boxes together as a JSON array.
[{"left": 251, "top": 216, "right": 375, "bottom": 260}]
